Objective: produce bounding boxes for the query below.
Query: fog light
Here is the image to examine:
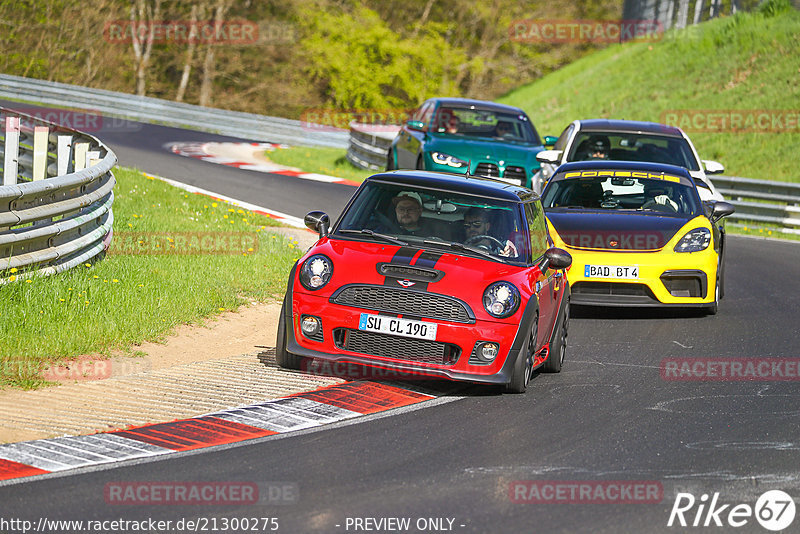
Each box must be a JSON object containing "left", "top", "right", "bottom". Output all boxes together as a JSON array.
[
  {"left": 301, "top": 316, "right": 320, "bottom": 336},
  {"left": 481, "top": 343, "right": 499, "bottom": 361}
]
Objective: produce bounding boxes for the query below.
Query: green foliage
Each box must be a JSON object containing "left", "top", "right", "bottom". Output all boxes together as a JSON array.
[{"left": 295, "top": 4, "right": 466, "bottom": 109}]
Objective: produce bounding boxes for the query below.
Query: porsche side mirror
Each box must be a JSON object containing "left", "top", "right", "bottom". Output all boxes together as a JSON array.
[
  {"left": 710, "top": 201, "right": 735, "bottom": 223},
  {"left": 702, "top": 160, "right": 725, "bottom": 175},
  {"left": 542, "top": 247, "right": 572, "bottom": 270},
  {"left": 536, "top": 150, "right": 562, "bottom": 164},
  {"left": 406, "top": 120, "right": 425, "bottom": 131},
  {"left": 304, "top": 211, "right": 330, "bottom": 237},
  {"left": 543, "top": 135, "right": 558, "bottom": 147}
]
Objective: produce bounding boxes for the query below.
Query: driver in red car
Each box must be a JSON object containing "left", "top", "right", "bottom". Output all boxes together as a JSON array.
[{"left": 463, "top": 207, "right": 518, "bottom": 257}]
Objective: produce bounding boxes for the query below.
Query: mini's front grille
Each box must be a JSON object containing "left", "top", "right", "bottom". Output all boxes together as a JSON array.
[
  {"left": 333, "top": 328, "right": 460, "bottom": 365},
  {"left": 572, "top": 281, "right": 656, "bottom": 298},
  {"left": 331, "top": 285, "right": 473, "bottom": 323},
  {"left": 475, "top": 162, "right": 499, "bottom": 178},
  {"left": 503, "top": 166, "right": 526, "bottom": 184}
]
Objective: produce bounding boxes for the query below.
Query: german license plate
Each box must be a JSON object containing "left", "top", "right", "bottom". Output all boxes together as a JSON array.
[
  {"left": 584, "top": 264, "right": 639, "bottom": 279},
  {"left": 358, "top": 313, "right": 437, "bottom": 341}
]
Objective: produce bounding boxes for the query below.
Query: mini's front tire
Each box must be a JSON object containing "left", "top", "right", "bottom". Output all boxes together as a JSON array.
[
  {"left": 504, "top": 314, "right": 537, "bottom": 394},
  {"left": 276, "top": 298, "right": 304, "bottom": 370}
]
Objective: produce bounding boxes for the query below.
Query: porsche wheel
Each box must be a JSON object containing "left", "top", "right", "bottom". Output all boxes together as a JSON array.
[
  {"left": 276, "top": 298, "right": 304, "bottom": 369},
  {"left": 706, "top": 271, "right": 720, "bottom": 316},
  {"left": 504, "top": 313, "right": 537, "bottom": 394},
  {"left": 543, "top": 298, "right": 568, "bottom": 373}
]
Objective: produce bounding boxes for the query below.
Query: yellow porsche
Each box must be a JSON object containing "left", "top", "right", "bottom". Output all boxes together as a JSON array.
[{"left": 541, "top": 161, "right": 734, "bottom": 314}]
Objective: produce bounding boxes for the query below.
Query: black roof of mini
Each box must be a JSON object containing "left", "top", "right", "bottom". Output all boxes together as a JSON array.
[{"left": 366, "top": 170, "right": 535, "bottom": 202}]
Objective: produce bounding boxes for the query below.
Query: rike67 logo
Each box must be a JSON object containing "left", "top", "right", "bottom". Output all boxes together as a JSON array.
[{"left": 668, "top": 490, "right": 796, "bottom": 531}]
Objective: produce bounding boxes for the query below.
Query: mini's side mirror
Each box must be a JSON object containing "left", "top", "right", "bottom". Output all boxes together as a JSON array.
[
  {"left": 304, "top": 211, "right": 330, "bottom": 237},
  {"left": 406, "top": 120, "right": 425, "bottom": 131},
  {"left": 702, "top": 160, "right": 725, "bottom": 175},
  {"left": 536, "top": 149, "right": 562, "bottom": 164},
  {"left": 542, "top": 247, "right": 572, "bottom": 270},
  {"left": 710, "top": 201, "right": 735, "bottom": 222},
  {"left": 543, "top": 135, "right": 558, "bottom": 147}
]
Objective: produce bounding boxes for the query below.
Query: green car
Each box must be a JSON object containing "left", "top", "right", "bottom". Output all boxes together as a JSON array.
[{"left": 387, "top": 98, "right": 554, "bottom": 189}]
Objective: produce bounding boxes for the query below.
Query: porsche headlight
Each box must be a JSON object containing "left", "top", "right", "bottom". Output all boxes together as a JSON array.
[
  {"left": 674, "top": 228, "right": 711, "bottom": 253},
  {"left": 483, "top": 281, "right": 521, "bottom": 318},
  {"left": 431, "top": 152, "right": 467, "bottom": 168},
  {"left": 299, "top": 254, "right": 333, "bottom": 290}
]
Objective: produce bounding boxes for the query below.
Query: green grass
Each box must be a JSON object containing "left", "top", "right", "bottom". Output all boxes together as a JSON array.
[
  {"left": 498, "top": 8, "right": 800, "bottom": 181},
  {"left": 0, "top": 167, "right": 305, "bottom": 390},
  {"left": 266, "top": 146, "right": 375, "bottom": 183}
]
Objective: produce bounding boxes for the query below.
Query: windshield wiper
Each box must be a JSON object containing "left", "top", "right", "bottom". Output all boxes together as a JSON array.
[
  {"left": 339, "top": 229, "right": 408, "bottom": 246},
  {"left": 422, "top": 239, "right": 499, "bottom": 261}
]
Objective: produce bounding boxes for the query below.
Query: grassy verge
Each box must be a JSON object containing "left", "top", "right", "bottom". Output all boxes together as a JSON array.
[
  {"left": 499, "top": 7, "right": 800, "bottom": 182},
  {"left": 0, "top": 167, "right": 305, "bottom": 390},
  {"left": 266, "top": 146, "right": 375, "bottom": 183}
]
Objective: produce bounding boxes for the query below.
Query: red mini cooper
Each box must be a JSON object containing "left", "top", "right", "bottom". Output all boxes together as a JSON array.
[{"left": 276, "top": 171, "right": 572, "bottom": 393}]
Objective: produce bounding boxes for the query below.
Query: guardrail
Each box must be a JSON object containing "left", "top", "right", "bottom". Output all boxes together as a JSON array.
[
  {"left": 713, "top": 175, "right": 800, "bottom": 234},
  {"left": 346, "top": 122, "right": 400, "bottom": 170},
  {"left": 0, "top": 74, "right": 348, "bottom": 149},
  {"left": 1, "top": 107, "right": 116, "bottom": 282}
]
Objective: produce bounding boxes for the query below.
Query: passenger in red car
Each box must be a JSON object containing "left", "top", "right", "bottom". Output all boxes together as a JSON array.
[{"left": 392, "top": 193, "right": 436, "bottom": 236}]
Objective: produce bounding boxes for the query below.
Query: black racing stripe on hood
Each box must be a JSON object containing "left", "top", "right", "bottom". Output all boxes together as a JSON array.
[
  {"left": 413, "top": 251, "right": 444, "bottom": 269},
  {"left": 384, "top": 246, "right": 429, "bottom": 291},
  {"left": 391, "top": 246, "right": 417, "bottom": 265}
]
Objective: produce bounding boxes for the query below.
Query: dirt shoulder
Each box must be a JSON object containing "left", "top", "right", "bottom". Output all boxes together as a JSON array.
[{"left": 0, "top": 227, "right": 333, "bottom": 444}]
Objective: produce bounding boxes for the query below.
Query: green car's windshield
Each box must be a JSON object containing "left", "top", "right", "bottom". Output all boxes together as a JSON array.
[
  {"left": 431, "top": 106, "right": 541, "bottom": 144},
  {"left": 335, "top": 181, "right": 530, "bottom": 263}
]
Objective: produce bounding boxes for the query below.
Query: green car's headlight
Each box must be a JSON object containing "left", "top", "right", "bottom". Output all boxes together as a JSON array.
[
  {"left": 674, "top": 228, "right": 711, "bottom": 252},
  {"left": 431, "top": 152, "right": 467, "bottom": 168}
]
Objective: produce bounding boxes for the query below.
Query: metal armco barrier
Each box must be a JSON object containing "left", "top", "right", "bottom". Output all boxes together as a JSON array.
[
  {"left": 346, "top": 122, "right": 400, "bottom": 170},
  {"left": 713, "top": 175, "right": 800, "bottom": 234},
  {"left": 0, "top": 74, "right": 348, "bottom": 149},
  {"left": 0, "top": 107, "right": 116, "bottom": 281}
]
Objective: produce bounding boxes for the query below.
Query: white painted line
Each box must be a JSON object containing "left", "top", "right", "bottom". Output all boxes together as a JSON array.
[{"left": 143, "top": 172, "right": 307, "bottom": 228}]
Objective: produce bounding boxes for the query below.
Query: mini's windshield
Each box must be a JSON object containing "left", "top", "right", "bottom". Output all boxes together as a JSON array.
[
  {"left": 336, "top": 181, "right": 530, "bottom": 262},
  {"left": 567, "top": 132, "right": 700, "bottom": 171},
  {"left": 431, "top": 106, "right": 540, "bottom": 144},
  {"left": 542, "top": 175, "right": 701, "bottom": 217}
]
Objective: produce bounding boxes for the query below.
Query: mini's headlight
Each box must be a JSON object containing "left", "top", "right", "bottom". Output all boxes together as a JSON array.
[
  {"left": 483, "top": 281, "right": 521, "bottom": 318},
  {"left": 431, "top": 152, "right": 467, "bottom": 168},
  {"left": 299, "top": 254, "right": 333, "bottom": 290},
  {"left": 674, "top": 228, "right": 711, "bottom": 253}
]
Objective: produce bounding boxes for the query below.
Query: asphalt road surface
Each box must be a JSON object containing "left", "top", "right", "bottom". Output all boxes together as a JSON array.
[{"left": 1, "top": 102, "right": 798, "bottom": 533}]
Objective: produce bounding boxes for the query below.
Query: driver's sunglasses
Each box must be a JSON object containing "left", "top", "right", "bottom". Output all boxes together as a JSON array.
[{"left": 463, "top": 220, "right": 487, "bottom": 228}]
